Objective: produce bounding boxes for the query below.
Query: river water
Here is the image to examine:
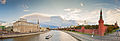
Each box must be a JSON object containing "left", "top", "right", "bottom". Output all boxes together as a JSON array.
[{"left": 0, "top": 30, "right": 78, "bottom": 41}]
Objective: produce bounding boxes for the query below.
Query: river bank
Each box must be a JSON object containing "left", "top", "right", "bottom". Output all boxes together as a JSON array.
[{"left": 0, "top": 31, "right": 49, "bottom": 39}]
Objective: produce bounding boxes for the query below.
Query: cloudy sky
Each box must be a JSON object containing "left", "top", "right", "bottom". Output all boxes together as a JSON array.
[{"left": 0, "top": 0, "right": 120, "bottom": 26}]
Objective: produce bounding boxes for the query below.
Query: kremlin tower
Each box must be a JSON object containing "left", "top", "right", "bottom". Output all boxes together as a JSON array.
[
  {"left": 114, "top": 21, "right": 119, "bottom": 28},
  {"left": 98, "top": 9, "right": 106, "bottom": 36}
]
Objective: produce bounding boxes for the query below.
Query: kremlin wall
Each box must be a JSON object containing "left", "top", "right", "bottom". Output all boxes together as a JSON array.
[{"left": 63, "top": 10, "right": 119, "bottom": 36}]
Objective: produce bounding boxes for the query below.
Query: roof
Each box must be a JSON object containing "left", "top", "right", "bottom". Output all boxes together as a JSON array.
[{"left": 14, "top": 21, "right": 38, "bottom": 25}]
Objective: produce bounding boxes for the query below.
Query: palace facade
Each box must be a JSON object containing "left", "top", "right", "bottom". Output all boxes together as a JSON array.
[{"left": 13, "top": 18, "right": 40, "bottom": 33}]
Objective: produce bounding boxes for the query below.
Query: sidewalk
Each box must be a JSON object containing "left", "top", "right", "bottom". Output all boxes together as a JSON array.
[{"left": 64, "top": 31, "right": 120, "bottom": 41}]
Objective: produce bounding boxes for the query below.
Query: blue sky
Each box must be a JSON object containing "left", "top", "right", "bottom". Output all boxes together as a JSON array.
[{"left": 0, "top": 0, "right": 120, "bottom": 25}]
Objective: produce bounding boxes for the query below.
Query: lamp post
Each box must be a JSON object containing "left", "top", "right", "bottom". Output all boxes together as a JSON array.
[
  {"left": 92, "top": 28, "right": 95, "bottom": 37},
  {"left": 117, "top": 27, "right": 120, "bottom": 37},
  {"left": 116, "top": 26, "right": 120, "bottom": 40}
]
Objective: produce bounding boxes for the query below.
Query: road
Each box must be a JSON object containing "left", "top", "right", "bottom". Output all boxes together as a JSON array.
[
  {"left": 0, "top": 30, "right": 78, "bottom": 41},
  {"left": 65, "top": 31, "right": 120, "bottom": 41}
]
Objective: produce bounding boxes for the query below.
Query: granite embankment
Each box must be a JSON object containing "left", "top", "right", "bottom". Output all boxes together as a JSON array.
[{"left": 0, "top": 31, "right": 48, "bottom": 38}]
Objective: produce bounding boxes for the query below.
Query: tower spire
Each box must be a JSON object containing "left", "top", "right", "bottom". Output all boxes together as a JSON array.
[
  {"left": 99, "top": 9, "right": 104, "bottom": 23},
  {"left": 37, "top": 19, "right": 39, "bottom": 24},
  {"left": 100, "top": 9, "right": 103, "bottom": 19}
]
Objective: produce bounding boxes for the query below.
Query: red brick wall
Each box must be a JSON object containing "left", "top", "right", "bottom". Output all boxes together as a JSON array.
[
  {"left": 74, "top": 29, "right": 99, "bottom": 34},
  {"left": 69, "top": 26, "right": 107, "bottom": 36}
]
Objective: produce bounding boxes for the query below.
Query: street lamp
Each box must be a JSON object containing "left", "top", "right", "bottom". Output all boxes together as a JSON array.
[{"left": 92, "top": 29, "right": 95, "bottom": 37}]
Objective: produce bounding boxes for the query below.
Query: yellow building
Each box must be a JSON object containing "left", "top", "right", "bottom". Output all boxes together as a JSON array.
[
  {"left": 13, "top": 18, "right": 40, "bottom": 33},
  {"left": 40, "top": 27, "right": 48, "bottom": 32}
]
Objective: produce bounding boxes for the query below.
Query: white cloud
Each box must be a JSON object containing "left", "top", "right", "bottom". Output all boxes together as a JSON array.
[
  {"left": 63, "top": 9, "right": 99, "bottom": 20},
  {"left": 24, "top": 9, "right": 30, "bottom": 12},
  {"left": 2, "top": 23, "right": 13, "bottom": 26},
  {"left": 64, "top": 8, "right": 82, "bottom": 14},
  {"left": 23, "top": 4, "right": 29, "bottom": 9},
  {"left": 20, "top": 12, "right": 59, "bottom": 23},
  {"left": 70, "top": 9, "right": 81, "bottom": 14},
  {"left": 116, "top": 8, "right": 120, "bottom": 11},
  {"left": 105, "top": 8, "right": 120, "bottom": 26},
  {"left": 64, "top": 8, "right": 71, "bottom": 12},
  {"left": 20, "top": 12, "right": 54, "bottom": 18},
  {"left": 23, "top": 4, "right": 30, "bottom": 12},
  {"left": 80, "top": 3, "right": 84, "bottom": 6},
  {"left": 20, "top": 13, "right": 78, "bottom": 27}
]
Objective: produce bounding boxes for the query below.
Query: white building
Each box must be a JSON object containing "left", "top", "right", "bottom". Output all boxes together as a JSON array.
[{"left": 13, "top": 18, "right": 40, "bottom": 33}]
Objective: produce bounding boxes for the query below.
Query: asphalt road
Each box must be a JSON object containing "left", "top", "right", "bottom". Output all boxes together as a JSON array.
[{"left": 65, "top": 31, "right": 120, "bottom": 41}]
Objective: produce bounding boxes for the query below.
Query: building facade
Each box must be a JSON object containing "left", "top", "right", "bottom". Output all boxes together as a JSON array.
[
  {"left": 40, "top": 27, "right": 48, "bottom": 32},
  {"left": 13, "top": 18, "right": 40, "bottom": 33}
]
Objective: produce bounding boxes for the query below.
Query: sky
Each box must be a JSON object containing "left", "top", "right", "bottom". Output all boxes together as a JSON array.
[{"left": 0, "top": 0, "right": 120, "bottom": 26}]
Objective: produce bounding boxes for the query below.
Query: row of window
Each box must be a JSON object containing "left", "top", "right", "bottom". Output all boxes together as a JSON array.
[{"left": 14, "top": 22, "right": 37, "bottom": 26}]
